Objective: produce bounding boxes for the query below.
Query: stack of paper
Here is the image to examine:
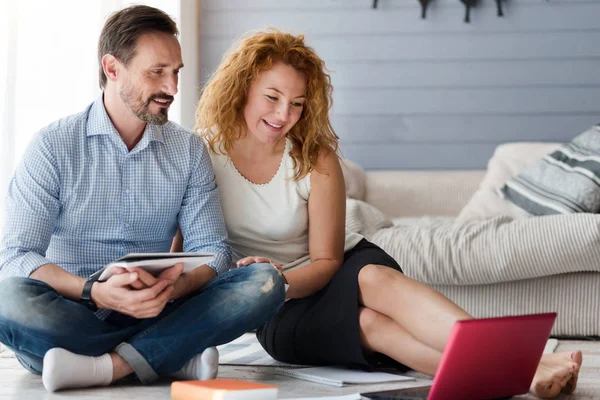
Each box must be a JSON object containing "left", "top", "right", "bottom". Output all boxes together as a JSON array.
[{"left": 276, "top": 366, "right": 415, "bottom": 387}]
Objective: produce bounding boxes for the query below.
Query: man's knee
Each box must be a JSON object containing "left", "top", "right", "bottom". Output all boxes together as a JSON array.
[
  {"left": 232, "top": 263, "right": 285, "bottom": 309},
  {"left": 0, "top": 277, "right": 58, "bottom": 327},
  {"left": 244, "top": 262, "right": 285, "bottom": 293},
  {"left": 0, "top": 277, "right": 40, "bottom": 312}
]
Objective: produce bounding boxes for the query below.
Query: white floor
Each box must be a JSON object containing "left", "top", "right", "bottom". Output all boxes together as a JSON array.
[{"left": 0, "top": 340, "right": 598, "bottom": 399}]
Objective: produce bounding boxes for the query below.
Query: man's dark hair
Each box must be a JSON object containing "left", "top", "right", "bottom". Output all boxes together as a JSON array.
[{"left": 97, "top": 5, "right": 179, "bottom": 90}]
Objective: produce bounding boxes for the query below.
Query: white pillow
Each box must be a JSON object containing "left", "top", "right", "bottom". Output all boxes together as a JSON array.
[
  {"left": 457, "top": 142, "right": 562, "bottom": 222},
  {"left": 340, "top": 159, "right": 367, "bottom": 200}
]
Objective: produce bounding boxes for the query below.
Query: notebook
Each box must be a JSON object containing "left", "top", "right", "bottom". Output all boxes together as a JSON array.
[
  {"left": 171, "top": 378, "right": 277, "bottom": 400},
  {"left": 275, "top": 366, "right": 415, "bottom": 387}
]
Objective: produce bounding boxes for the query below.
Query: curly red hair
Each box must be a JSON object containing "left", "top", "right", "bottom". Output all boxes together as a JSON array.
[{"left": 195, "top": 28, "right": 339, "bottom": 180}]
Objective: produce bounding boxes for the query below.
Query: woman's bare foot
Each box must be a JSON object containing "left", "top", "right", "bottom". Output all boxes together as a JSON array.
[
  {"left": 561, "top": 350, "right": 582, "bottom": 394},
  {"left": 529, "top": 351, "right": 582, "bottom": 398}
]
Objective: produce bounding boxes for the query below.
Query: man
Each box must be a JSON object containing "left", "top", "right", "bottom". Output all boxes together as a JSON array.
[{"left": 0, "top": 5, "right": 284, "bottom": 392}]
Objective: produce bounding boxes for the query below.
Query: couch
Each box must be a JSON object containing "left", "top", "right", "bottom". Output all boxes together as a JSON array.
[{"left": 343, "top": 144, "right": 600, "bottom": 338}]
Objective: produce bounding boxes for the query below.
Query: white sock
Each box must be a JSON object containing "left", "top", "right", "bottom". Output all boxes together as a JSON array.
[
  {"left": 170, "top": 347, "right": 219, "bottom": 381},
  {"left": 42, "top": 348, "right": 113, "bottom": 392}
]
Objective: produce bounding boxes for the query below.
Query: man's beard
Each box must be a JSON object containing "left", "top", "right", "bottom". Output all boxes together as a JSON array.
[{"left": 120, "top": 83, "right": 174, "bottom": 125}]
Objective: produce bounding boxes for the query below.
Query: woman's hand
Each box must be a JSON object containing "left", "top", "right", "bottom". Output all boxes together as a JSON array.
[{"left": 236, "top": 256, "right": 283, "bottom": 272}]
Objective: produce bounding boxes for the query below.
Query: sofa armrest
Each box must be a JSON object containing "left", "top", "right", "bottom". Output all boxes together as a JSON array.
[{"left": 365, "top": 170, "right": 485, "bottom": 218}]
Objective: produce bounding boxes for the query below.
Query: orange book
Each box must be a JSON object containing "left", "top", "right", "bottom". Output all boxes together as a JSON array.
[{"left": 171, "top": 378, "right": 278, "bottom": 400}]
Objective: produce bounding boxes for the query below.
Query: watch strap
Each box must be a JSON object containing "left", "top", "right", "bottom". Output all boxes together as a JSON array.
[{"left": 80, "top": 280, "right": 97, "bottom": 310}]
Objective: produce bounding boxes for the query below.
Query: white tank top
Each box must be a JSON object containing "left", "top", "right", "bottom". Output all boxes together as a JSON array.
[{"left": 210, "top": 138, "right": 363, "bottom": 269}]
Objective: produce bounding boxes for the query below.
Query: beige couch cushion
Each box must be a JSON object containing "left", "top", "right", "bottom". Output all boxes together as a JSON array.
[
  {"left": 340, "top": 159, "right": 367, "bottom": 200},
  {"left": 457, "top": 142, "right": 562, "bottom": 222},
  {"left": 365, "top": 170, "right": 485, "bottom": 218}
]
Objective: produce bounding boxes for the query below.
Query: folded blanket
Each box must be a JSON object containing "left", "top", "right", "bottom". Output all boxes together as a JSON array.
[
  {"left": 370, "top": 213, "right": 600, "bottom": 285},
  {"left": 346, "top": 198, "right": 393, "bottom": 239}
]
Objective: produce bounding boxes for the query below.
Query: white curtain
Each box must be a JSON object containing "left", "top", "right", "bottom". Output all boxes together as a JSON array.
[{"left": 0, "top": 0, "right": 192, "bottom": 229}]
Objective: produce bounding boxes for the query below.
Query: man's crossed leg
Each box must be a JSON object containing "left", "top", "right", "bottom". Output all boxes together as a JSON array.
[{"left": 0, "top": 263, "right": 284, "bottom": 391}]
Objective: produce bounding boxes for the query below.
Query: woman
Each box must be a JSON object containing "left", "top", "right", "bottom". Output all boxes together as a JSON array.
[{"left": 175, "top": 29, "right": 581, "bottom": 397}]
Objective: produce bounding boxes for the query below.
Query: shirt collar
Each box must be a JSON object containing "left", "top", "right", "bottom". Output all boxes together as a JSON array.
[{"left": 86, "top": 96, "right": 166, "bottom": 145}]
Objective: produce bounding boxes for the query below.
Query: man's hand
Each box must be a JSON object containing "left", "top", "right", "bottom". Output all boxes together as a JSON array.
[
  {"left": 158, "top": 262, "right": 184, "bottom": 283},
  {"left": 112, "top": 262, "right": 214, "bottom": 302},
  {"left": 91, "top": 271, "right": 174, "bottom": 319},
  {"left": 112, "top": 263, "right": 184, "bottom": 290}
]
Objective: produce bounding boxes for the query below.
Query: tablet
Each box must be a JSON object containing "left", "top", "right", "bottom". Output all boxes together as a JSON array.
[{"left": 89, "top": 252, "right": 215, "bottom": 281}]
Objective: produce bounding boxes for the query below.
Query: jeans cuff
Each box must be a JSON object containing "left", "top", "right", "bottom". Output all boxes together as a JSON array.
[
  {"left": 115, "top": 342, "right": 158, "bottom": 384},
  {"left": 14, "top": 352, "right": 42, "bottom": 375}
]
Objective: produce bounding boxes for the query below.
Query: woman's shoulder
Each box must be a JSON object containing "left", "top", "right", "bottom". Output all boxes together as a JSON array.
[
  {"left": 312, "top": 148, "right": 343, "bottom": 178},
  {"left": 305, "top": 148, "right": 344, "bottom": 202}
]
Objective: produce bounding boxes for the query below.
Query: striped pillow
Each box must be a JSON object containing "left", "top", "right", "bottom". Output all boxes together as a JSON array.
[{"left": 500, "top": 126, "right": 600, "bottom": 215}]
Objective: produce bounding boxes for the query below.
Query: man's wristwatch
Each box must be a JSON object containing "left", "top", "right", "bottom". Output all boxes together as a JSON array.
[{"left": 80, "top": 279, "right": 98, "bottom": 311}]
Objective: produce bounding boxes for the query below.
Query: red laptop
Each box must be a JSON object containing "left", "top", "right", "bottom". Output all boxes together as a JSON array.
[{"left": 364, "top": 313, "right": 557, "bottom": 400}]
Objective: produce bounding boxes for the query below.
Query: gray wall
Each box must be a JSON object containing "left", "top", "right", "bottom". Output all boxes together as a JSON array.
[{"left": 199, "top": 0, "right": 600, "bottom": 170}]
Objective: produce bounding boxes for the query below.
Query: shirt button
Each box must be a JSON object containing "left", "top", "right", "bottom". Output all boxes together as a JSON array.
[{"left": 125, "top": 189, "right": 131, "bottom": 194}]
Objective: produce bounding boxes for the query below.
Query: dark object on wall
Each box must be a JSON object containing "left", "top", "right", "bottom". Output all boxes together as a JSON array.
[
  {"left": 373, "top": 0, "right": 512, "bottom": 21},
  {"left": 419, "top": 0, "right": 432, "bottom": 19},
  {"left": 459, "top": 0, "right": 479, "bottom": 23},
  {"left": 496, "top": 0, "right": 504, "bottom": 17}
]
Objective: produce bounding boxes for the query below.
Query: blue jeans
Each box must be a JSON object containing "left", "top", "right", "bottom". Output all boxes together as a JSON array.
[{"left": 0, "top": 263, "right": 284, "bottom": 383}]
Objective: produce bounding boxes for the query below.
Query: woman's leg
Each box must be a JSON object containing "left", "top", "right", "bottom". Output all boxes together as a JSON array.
[
  {"left": 358, "top": 264, "right": 471, "bottom": 352},
  {"left": 357, "top": 264, "right": 582, "bottom": 397},
  {"left": 358, "top": 306, "right": 442, "bottom": 375}
]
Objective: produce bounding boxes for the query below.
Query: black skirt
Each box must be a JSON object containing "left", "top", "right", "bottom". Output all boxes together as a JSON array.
[{"left": 256, "top": 239, "right": 404, "bottom": 370}]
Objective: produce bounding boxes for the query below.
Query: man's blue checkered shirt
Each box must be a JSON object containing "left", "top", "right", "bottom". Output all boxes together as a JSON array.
[{"left": 0, "top": 97, "right": 232, "bottom": 280}]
